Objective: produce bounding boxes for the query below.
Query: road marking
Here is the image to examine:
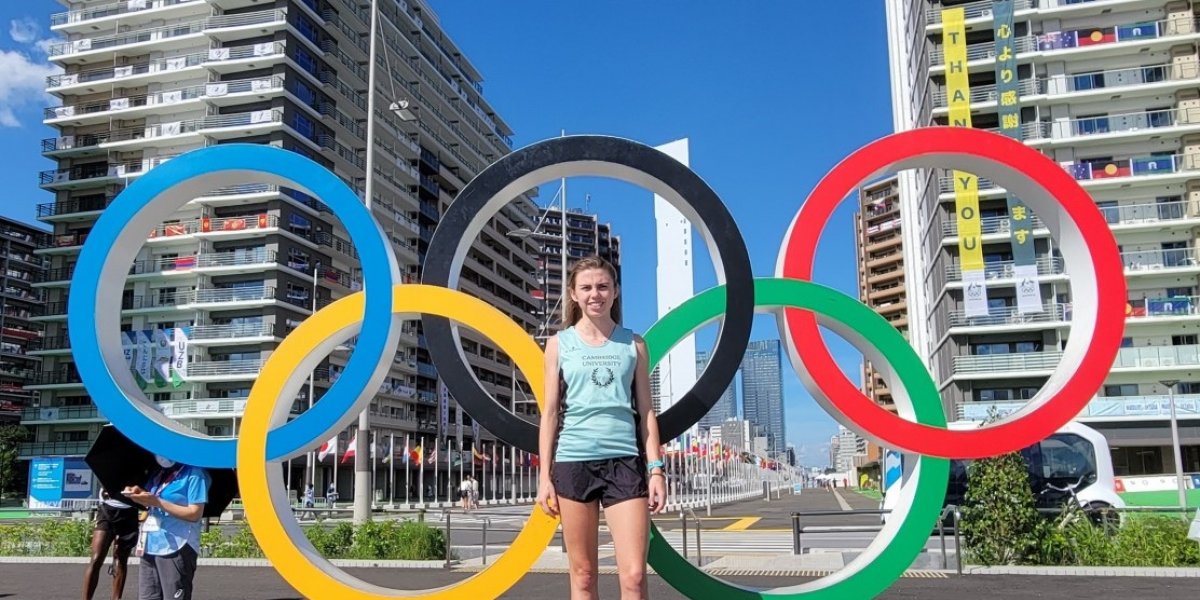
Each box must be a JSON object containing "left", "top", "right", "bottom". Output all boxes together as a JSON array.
[
  {"left": 723, "top": 517, "right": 761, "bottom": 531},
  {"left": 831, "top": 489, "right": 853, "bottom": 511}
]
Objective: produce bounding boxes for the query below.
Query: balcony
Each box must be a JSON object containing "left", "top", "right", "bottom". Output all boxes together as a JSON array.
[
  {"left": 27, "top": 369, "right": 83, "bottom": 388},
  {"left": 48, "top": 20, "right": 208, "bottom": 62},
  {"left": 948, "top": 303, "right": 1067, "bottom": 329},
  {"left": 957, "top": 394, "right": 1200, "bottom": 422},
  {"left": 1121, "top": 247, "right": 1199, "bottom": 272},
  {"left": 157, "top": 398, "right": 251, "bottom": 418},
  {"left": 36, "top": 201, "right": 104, "bottom": 230},
  {"left": 51, "top": 0, "right": 206, "bottom": 32},
  {"left": 32, "top": 267, "right": 75, "bottom": 286},
  {"left": 188, "top": 323, "right": 275, "bottom": 341},
  {"left": 20, "top": 405, "right": 101, "bottom": 423},
  {"left": 17, "top": 441, "right": 91, "bottom": 458},
  {"left": 1125, "top": 295, "right": 1200, "bottom": 322},
  {"left": 925, "top": 0, "right": 1035, "bottom": 25},
  {"left": 952, "top": 350, "right": 1062, "bottom": 375},
  {"left": 129, "top": 249, "right": 278, "bottom": 276},
  {"left": 43, "top": 76, "right": 282, "bottom": 128},
  {"left": 46, "top": 110, "right": 284, "bottom": 155},
  {"left": 123, "top": 286, "right": 280, "bottom": 311},
  {"left": 932, "top": 63, "right": 1199, "bottom": 109},
  {"left": 186, "top": 359, "right": 263, "bottom": 377},
  {"left": 931, "top": 17, "right": 1200, "bottom": 68},
  {"left": 1113, "top": 343, "right": 1200, "bottom": 369},
  {"left": 941, "top": 213, "right": 1047, "bottom": 237},
  {"left": 945, "top": 256, "right": 1063, "bottom": 282},
  {"left": 39, "top": 155, "right": 173, "bottom": 190},
  {"left": 45, "top": 41, "right": 285, "bottom": 94},
  {"left": 48, "top": 10, "right": 286, "bottom": 62},
  {"left": 148, "top": 214, "right": 279, "bottom": 240},
  {"left": 27, "top": 334, "right": 70, "bottom": 354},
  {"left": 1021, "top": 107, "right": 1200, "bottom": 146}
]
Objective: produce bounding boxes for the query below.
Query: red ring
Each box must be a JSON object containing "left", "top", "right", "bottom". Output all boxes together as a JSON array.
[{"left": 780, "top": 127, "right": 1125, "bottom": 459}]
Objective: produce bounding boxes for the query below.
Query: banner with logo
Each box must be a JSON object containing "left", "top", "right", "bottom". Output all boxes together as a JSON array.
[
  {"left": 993, "top": 0, "right": 1043, "bottom": 314},
  {"left": 122, "top": 328, "right": 189, "bottom": 390},
  {"left": 943, "top": 7, "right": 988, "bottom": 317}
]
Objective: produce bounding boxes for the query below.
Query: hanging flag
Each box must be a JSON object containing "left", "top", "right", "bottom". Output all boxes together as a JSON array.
[
  {"left": 317, "top": 435, "right": 337, "bottom": 462},
  {"left": 341, "top": 431, "right": 357, "bottom": 464},
  {"left": 170, "top": 327, "right": 189, "bottom": 386},
  {"left": 403, "top": 434, "right": 410, "bottom": 465},
  {"left": 993, "top": 0, "right": 1043, "bottom": 315},
  {"left": 943, "top": 7, "right": 989, "bottom": 317}
]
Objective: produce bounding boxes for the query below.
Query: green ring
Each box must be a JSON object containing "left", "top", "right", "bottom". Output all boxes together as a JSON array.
[{"left": 644, "top": 278, "right": 949, "bottom": 599}]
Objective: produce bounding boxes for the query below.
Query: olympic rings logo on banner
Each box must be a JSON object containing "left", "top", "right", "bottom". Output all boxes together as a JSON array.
[{"left": 67, "top": 127, "right": 1124, "bottom": 599}]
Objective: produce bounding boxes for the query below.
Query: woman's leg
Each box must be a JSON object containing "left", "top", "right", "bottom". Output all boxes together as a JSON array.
[
  {"left": 558, "top": 496, "right": 600, "bottom": 600},
  {"left": 82, "top": 528, "right": 113, "bottom": 600},
  {"left": 604, "top": 498, "right": 650, "bottom": 600}
]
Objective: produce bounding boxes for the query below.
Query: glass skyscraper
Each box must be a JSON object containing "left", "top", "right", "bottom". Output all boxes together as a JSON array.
[{"left": 741, "top": 339, "right": 785, "bottom": 456}]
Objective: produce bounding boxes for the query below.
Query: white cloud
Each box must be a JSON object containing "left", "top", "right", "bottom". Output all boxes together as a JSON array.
[
  {"left": 9, "top": 18, "right": 39, "bottom": 44},
  {"left": 0, "top": 49, "right": 59, "bottom": 127}
]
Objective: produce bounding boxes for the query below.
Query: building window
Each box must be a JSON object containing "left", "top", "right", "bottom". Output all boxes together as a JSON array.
[
  {"left": 1071, "top": 72, "right": 1104, "bottom": 91},
  {"left": 1103, "top": 384, "right": 1138, "bottom": 397},
  {"left": 1076, "top": 113, "right": 1110, "bottom": 135}
]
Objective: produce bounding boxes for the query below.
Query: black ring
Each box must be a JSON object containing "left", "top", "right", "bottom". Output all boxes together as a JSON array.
[{"left": 422, "top": 135, "right": 754, "bottom": 453}]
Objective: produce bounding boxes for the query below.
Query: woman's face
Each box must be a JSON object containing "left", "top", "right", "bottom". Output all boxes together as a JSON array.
[{"left": 570, "top": 268, "right": 618, "bottom": 320}]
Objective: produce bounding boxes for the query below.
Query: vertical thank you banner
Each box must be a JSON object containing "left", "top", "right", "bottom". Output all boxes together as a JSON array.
[
  {"left": 994, "top": 0, "right": 1043, "bottom": 314},
  {"left": 942, "top": 7, "right": 988, "bottom": 317}
]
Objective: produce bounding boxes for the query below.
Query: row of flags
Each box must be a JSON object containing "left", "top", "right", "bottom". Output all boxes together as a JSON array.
[{"left": 314, "top": 431, "right": 541, "bottom": 468}]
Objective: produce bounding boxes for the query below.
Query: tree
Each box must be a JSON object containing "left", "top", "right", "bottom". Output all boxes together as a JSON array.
[{"left": 0, "top": 424, "right": 29, "bottom": 499}]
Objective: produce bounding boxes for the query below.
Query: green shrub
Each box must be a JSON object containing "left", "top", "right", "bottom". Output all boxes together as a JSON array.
[
  {"left": 1, "top": 518, "right": 448, "bottom": 560},
  {"left": 960, "top": 449, "right": 1042, "bottom": 565},
  {"left": 305, "top": 522, "right": 354, "bottom": 558},
  {"left": 348, "top": 520, "right": 447, "bottom": 560},
  {"left": 0, "top": 520, "right": 91, "bottom": 556}
]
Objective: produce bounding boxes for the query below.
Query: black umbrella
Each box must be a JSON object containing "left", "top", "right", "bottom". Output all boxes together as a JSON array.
[
  {"left": 86, "top": 425, "right": 238, "bottom": 517},
  {"left": 85, "top": 426, "right": 157, "bottom": 506}
]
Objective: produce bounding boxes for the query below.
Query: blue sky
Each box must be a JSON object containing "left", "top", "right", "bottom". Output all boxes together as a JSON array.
[{"left": 0, "top": 2, "right": 895, "bottom": 467}]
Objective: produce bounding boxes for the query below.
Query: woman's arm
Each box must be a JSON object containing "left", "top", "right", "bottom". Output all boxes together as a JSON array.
[
  {"left": 536, "top": 335, "right": 562, "bottom": 516},
  {"left": 632, "top": 336, "right": 663, "bottom": 466}
]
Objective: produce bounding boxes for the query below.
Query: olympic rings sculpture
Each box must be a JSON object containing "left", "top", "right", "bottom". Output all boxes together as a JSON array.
[{"left": 68, "top": 127, "right": 1124, "bottom": 599}]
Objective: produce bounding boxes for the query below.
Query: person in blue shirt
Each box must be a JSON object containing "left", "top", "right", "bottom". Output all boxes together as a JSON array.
[
  {"left": 123, "top": 455, "right": 209, "bottom": 600},
  {"left": 537, "top": 256, "right": 668, "bottom": 600}
]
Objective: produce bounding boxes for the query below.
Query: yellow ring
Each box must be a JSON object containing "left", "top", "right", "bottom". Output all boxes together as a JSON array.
[{"left": 237, "top": 284, "right": 557, "bottom": 599}]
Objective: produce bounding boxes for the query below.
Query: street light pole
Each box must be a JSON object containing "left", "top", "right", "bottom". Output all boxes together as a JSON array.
[
  {"left": 354, "top": 0, "right": 381, "bottom": 525},
  {"left": 1159, "top": 379, "right": 1188, "bottom": 510}
]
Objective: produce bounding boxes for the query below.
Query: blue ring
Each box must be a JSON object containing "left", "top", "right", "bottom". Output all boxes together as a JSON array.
[{"left": 68, "top": 144, "right": 397, "bottom": 468}]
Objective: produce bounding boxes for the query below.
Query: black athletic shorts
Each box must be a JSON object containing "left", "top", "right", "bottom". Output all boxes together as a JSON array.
[
  {"left": 96, "top": 503, "right": 139, "bottom": 550},
  {"left": 551, "top": 455, "right": 648, "bottom": 508}
]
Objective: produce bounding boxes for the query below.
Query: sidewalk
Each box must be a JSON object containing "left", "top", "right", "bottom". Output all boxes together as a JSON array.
[{"left": 3, "top": 561, "right": 1199, "bottom": 599}]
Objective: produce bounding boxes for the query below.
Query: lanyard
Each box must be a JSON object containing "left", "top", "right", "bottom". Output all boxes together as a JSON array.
[{"left": 150, "top": 466, "right": 184, "bottom": 497}]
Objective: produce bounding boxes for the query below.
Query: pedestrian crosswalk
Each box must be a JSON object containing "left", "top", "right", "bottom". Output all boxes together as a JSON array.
[{"left": 604, "top": 531, "right": 795, "bottom": 554}]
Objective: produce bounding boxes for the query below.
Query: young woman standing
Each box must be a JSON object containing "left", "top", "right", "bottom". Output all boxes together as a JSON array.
[{"left": 537, "top": 256, "right": 668, "bottom": 600}]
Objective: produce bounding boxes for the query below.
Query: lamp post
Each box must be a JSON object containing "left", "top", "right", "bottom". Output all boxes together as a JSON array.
[{"left": 1158, "top": 379, "right": 1188, "bottom": 510}]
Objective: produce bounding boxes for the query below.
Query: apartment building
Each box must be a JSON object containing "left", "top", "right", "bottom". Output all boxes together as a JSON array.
[
  {"left": 22, "top": 0, "right": 542, "bottom": 498},
  {"left": 856, "top": 176, "right": 908, "bottom": 412},
  {"left": 1, "top": 217, "right": 49, "bottom": 424},
  {"left": 524, "top": 207, "right": 622, "bottom": 331},
  {"left": 886, "top": 0, "right": 1200, "bottom": 475}
]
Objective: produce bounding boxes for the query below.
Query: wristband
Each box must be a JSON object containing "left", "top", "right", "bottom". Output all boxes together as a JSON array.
[{"left": 646, "top": 459, "right": 664, "bottom": 473}]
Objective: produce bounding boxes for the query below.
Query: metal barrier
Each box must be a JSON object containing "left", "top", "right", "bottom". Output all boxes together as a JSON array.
[
  {"left": 789, "top": 507, "right": 960, "bottom": 574},
  {"left": 679, "top": 508, "right": 703, "bottom": 565}
]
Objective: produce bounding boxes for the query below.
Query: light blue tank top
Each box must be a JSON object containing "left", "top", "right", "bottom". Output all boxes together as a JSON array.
[{"left": 555, "top": 325, "right": 640, "bottom": 462}]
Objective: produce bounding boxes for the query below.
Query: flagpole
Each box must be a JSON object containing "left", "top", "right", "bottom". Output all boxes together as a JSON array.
[
  {"left": 418, "top": 435, "right": 426, "bottom": 507},
  {"left": 404, "top": 434, "right": 410, "bottom": 508},
  {"left": 332, "top": 432, "right": 339, "bottom": 506},
  {"left": 371, "top": 430, "right": 378, "bottom": 509},
  {"left": 388, "top": 432, "right": 395, "bottom": 507}
]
